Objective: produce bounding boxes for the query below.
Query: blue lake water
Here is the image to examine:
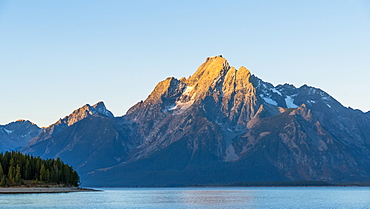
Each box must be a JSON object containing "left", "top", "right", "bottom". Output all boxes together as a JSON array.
[{"left": 1, "top": 187, "right": 370, "bottom": 208}]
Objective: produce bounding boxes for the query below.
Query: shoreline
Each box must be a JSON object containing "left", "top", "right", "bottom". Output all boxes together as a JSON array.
[{"left": 0, "top": 187, "right": 99, "bottom": 194}]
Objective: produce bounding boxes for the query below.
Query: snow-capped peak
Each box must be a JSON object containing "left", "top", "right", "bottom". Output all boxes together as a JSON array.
[{"left": 91, "top": 101, "right": 114, "bottom": 118}]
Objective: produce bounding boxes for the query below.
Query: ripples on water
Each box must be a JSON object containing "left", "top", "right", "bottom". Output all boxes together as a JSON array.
[{"left": 1, "top": 187, "right": 370, "bottom": 208}]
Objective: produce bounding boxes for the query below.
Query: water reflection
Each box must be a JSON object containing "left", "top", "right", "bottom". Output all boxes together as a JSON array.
[
  {"left": 178, "top": 189, "right": 254, "bottom": 206},
  {"left": 101, "top": 188, "right": 255, "bottom": 208},
  {"left": 1, "top": 187, "right": 370, "bottom": 208}
]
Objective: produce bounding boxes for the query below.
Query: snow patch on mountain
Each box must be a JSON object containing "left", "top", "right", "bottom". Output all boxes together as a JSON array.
[
  {"left": 92, "top": 102, "right": 114, "bottom": 118},
  {"left": 285, "top": 96, "right": 298, "bottom": 108},
  {"left": 171, "top": 100, "right": 195, "bottom": 114},
  {"left": 260, "top": 94, "right": 278, "bottom": 106},
  {"left": 224, "top": 144, "right": 239, "bottom": 162},
  {"left": 272, "top": 88, "right": 282, "bottom": 96},
  {"left": 183, "top": 86, "right": 194, "bottom": 96},
  {"left": 169, "top": 85, "right": 196, "bottom": 114},
  {"left": 3, "top": 128, "right": 13, "bottom": 134}
]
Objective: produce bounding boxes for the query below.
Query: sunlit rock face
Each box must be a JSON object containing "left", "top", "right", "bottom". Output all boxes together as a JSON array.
[
  {"left": 21, "top": 56, "right": 370, "bottom": 187},
  {"left": 25, "top": 101, "right": 114, "bottom": 147},
  {"left": 124, "top": 56, "right": 261, "bottom": 162}
]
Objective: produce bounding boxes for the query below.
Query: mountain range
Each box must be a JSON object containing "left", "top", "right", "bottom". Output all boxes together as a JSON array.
[{"left": 2, "top": 55, "right": 370, "bottom": 186}]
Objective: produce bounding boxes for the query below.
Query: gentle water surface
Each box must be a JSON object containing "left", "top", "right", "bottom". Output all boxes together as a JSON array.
[{"left": 1, "top": 187, "right": 370, "bottom": 208}]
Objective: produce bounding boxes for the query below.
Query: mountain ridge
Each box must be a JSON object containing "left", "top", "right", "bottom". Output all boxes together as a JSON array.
[
  {"left": 0, "top": 120, "right": 41, "bottom": 152},
  {"left": 3, "top": 55, "right": 370, "bottom": 187},
  {"left": 81, "top": 56, "right": 370, "bottom": 186}
]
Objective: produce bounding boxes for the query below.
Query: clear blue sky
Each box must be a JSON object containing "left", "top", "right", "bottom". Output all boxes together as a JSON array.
[{"left": 1, "top": 0, "right": 369, "bottom": 127}]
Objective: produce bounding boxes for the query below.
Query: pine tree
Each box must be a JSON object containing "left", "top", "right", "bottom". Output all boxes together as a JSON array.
[
  {"left": 0, "top": 176, "right": 5, "bottom": 187},
  {"left": 15, "top": 164, "right": 21, "bottom": 183},
  {"left": 0, "top": 164, "right": 4, "bottom": 178},
  {"left": 24, "top": 160, "right": 31, "bottom": 180},
  {"left": 40, "top": 164, "right": 46, "bottom": 182},
  {"left": 45, "top": 169, "right": 50, "bottom": 182},
  {"left": 0, "top": 164, "right": 5, "bottom": 187},
  {"left": 7, "top": 164, "right": 15, "bottom": 185}
]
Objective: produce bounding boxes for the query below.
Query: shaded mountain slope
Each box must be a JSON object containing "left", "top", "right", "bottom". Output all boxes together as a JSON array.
[
  {"left": 0, "top": 120, "right": 41, "bottom": 152},
  {"left": 22, "top": 102, "right": 140, "bottom": 174}
]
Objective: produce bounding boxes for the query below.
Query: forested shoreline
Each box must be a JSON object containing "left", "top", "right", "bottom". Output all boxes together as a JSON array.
[{"left": 0, "top": 151, "right": 79, "bottom": 187}]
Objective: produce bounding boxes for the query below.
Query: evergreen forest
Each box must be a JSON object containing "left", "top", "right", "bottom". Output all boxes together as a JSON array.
[{"left": 0, "top": 151, "right": 79, "bottom": 187}]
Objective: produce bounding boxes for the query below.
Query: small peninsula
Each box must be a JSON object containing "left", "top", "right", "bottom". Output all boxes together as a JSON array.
[{"left": 0, "top": 151, "right": 91, "bottom": 193}]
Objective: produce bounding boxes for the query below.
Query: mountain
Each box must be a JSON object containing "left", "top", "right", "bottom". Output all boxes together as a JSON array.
[
  {"left": 20, "top": 102, "right": 140, "bottom": 173},
  {"left": 22, "top": 56, "right": 370, "bottom": 186},
  {"left": 0, "top": 120, "right": 41, "bottom": 152},
  {"left": 25, "top": 101, "right": 114, "bottom": 147}
]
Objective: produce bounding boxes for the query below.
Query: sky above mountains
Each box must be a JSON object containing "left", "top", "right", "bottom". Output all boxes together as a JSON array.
[{"left": 1, "top": 0, "right": 369, "bottom": 127}]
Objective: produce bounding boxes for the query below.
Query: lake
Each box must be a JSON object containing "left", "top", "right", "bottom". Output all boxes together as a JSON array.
[{"left": 1, "top": 187, "right": 370, "bottom": 208}]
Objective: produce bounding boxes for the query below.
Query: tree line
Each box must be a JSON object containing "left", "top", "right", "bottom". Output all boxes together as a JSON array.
[{"left": 0, "top": 151, "right": 79, "bottom": 187}]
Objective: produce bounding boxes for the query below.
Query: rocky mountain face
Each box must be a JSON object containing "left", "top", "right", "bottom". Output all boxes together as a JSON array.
[
  {"left": 20, "top": 102, "right": 140, "bottom": 173},
  {"left": 0, "top": 120, "right": 41, "bottom": 152},
  {"left": 25, "top": 101, "right": 114, "bottom": 147},
  {"left": 20, "top": 56, "right": 370, "bottom": 186}
]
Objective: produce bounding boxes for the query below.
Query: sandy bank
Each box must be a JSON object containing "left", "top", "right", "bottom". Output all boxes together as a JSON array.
[{"left": 0, "top": 187, "right": 98, "bottom": 194}]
